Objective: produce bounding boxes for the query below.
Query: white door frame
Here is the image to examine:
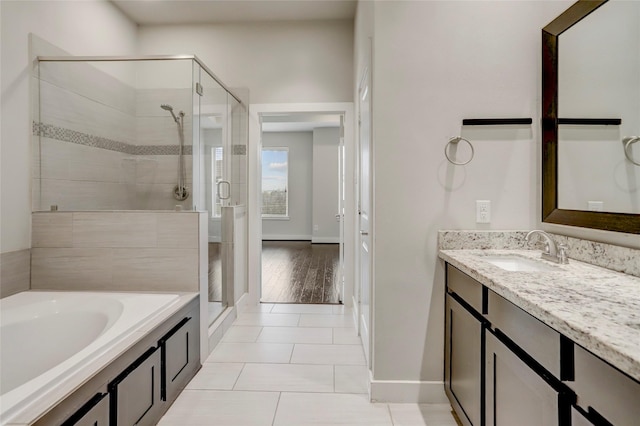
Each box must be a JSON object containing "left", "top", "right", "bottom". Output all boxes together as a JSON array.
[{"left": 248, "top": 103, "right": 355, "bottom": 309}]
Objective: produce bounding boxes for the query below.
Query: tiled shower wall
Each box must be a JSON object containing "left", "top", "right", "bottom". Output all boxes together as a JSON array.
[
  {"left": 33, "top": 60, "right": 194, "bottom": 211},
  {"left": 0, "top": 249, "right": 31, "bottom": 298},
  {"left": 31, "top": 211, "right": 204, "bottom": 292}
]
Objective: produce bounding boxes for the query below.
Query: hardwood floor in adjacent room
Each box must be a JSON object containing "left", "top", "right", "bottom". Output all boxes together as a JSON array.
[{"left": 261, "top": 241, "right": 341, "bottom": 304}]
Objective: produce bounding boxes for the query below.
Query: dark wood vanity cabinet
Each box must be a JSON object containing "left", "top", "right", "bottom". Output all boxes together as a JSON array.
[
  {"left": 445, "top": 266, "right": 487, "bottom": 426},
  {"left": 445, "top": 263, "right": 640, "bottom": 426},
  {"left": 445, "top": 264, "right": 571, "bottom": 426},
  {"left": 485, "top": 330, "right": 571, "bottom": 426}
]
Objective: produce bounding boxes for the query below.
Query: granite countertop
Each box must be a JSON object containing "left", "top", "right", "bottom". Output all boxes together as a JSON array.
[{"left": 439, "top": 249, "right": 640, "bottom": 382}]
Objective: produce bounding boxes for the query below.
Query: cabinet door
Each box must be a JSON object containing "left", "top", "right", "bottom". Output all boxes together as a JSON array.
[
  {"left": 62, "top": 393, "right": 109, "bottom": 426},
  {"left": 485, "top": 331, "right": 562, "bottom": 426},
  {"left": 109, "top": 347, "right": 162, "bottom": 426},
  {"left": 445, "top": 293, "right": 484, "bottom": 426},
  {"left": 160, "top": 316, "right": 200, "bottom": 402}
]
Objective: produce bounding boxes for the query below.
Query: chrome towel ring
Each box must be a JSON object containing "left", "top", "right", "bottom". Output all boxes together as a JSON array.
[
  {"left": 445, "top": 136, "right": 474, "bottom": 165},
  {"left": 623, "top": 136, "right": 640, "bottom": 166}
]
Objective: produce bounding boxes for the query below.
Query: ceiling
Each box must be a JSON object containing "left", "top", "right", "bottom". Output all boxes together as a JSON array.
[{"left": 111, "top": 0, "right": 357, "bottom": 25}]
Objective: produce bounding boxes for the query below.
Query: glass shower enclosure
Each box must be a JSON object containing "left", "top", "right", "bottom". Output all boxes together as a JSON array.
[{"left": 32, "top": 55, "right": 248, "bottom": 325}]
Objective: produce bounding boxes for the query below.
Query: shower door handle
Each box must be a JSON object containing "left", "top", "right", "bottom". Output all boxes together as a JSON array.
[{"left": 217, "top": 180, "right": 231, "bottom": 200}]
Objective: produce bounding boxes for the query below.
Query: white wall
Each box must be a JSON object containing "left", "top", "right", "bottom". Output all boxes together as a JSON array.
[
  {"left": 312, "top": 127, "right": 340, "bottom": 243},
  {"left": 137, "top": 20, "right": 354, "bottom": 104},
  {"left": 357, "top": 0, "right": 571, "bottom": 394},
  {"left": 262, "top": 132, "right": 313, "bottom": 240},
  {"left": 0, "top": 0, "right": 138, "bottom": 253}
]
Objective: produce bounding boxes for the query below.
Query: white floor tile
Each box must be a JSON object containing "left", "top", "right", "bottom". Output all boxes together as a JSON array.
[
  {"left": 242, "top": 303, "right": 274, "bottom": 313},
  {"left": 234, "top": 363, "right": 334, "bottom": 392},
  {"left": 257, "top": 326, "right": 333, "bottom": 344},
  {"left": 222, "top": 326, "right": 263, "bottom": 343},
  {"left": 387, "top": 403, "right": 458, "bottom": 426},
  {"left": 291, "top": 344, "right": 366, "bottom": 365},
  {"left": 332, "top": 305, "right": 353, "bottom": 315},
  {"left": 333, "top": 327, "right": 361, "bottom": 345},
  {"left": 273, "top": 392, "right": 392, "bottom": 425},
  {"left": 271, "top": 303, "right": 336, "bottom": 314},
  {"left": 335, "top": 365, "right": 369, "bottom": 394},
  {"left": 185, "top": 363, "right": 244, "bottom": 390},
  {"left": 298, "top": 314, "right": 355, "bottom": 328},
  {"left": 158, "top": 390, "right": 279, "bottom": 426},
  {"left": 234, "top": 312, "right": 300, "bottom": 327},
  {"left": 207, "top": 342, "right": 294, "bottom": 363}
]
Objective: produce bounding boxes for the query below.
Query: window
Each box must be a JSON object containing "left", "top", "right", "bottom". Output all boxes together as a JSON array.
[
  {"left": 211, "top": 146, "right": 223, "bottom": 218},
  {"left": 262, "top": 148, "right": 288, "bottom": 217}
]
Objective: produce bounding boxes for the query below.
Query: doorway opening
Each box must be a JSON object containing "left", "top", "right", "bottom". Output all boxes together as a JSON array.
[{"left": 258, "top": 112, "right": 344, "bottom": 304}]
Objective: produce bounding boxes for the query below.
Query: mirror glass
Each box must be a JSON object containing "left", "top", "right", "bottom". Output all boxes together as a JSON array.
[{"left": 557, "top": 0, "right": 640, "bottom": 214}]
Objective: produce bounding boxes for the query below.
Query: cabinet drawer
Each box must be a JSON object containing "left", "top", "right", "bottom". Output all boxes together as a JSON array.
[
  {"left": 570, "top": 345, "right": 640, "bottom": 426},
  {"left": 487, "top": 291, "right": 561, "bottom": 378},
  {"left": 160, "top": 316, "right": 200, "bottom": 402},
  {"left": 109, "top": 347, "right": 162, "bottom": 426},
  {"left": 447, "top": 264, "right": 483, "bottom": 314}
]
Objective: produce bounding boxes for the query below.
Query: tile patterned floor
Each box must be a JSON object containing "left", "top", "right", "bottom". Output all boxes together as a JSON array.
[{"left": 159, "top": 303, "right": 458, "bottom": 426}]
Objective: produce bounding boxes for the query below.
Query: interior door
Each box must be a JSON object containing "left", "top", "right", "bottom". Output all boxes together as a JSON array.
[{"left": 358, "top": 64, "right": 372, "bottom": 366}]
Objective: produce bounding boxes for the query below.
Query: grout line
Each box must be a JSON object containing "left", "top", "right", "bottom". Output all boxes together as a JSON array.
[
  {"left": 288, "top": 344, "right": 295, "bottom": 363},
  {"left": 271, "top": 392, "right": 282, "bottom": 426},
  {"left": 231, "top": 363, "right": 247, "bottom": 390},
  {"left": 333, "top": 364, "right": 336, "bottom": 393},
  {"left": 254, "top": 326, "right": 264, "bottom": 342},
  {"left": 387, "top": 403, "right": 395, "bottom": 425}
]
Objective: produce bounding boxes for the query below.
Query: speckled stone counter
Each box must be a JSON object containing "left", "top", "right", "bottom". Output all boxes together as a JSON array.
[{"left": 439, "top": 249, "right": 640, "bottom": 382}]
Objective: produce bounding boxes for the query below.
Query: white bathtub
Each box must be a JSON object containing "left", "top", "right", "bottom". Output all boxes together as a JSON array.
[{"left": 0, "top": 291, "right": 180, "bottom": 424}]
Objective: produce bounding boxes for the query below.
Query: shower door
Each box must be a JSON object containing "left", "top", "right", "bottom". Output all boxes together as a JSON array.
[{"left": 196, "top": 65, "right": 248, "bottom": 324}]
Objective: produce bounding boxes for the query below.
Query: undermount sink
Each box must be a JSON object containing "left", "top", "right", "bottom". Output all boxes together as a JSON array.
[{"left": 479, "top": 255, "right": 560, "bottom": 272}]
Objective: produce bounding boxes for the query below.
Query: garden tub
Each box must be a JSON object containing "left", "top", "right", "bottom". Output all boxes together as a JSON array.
[{"left": 0, "top": 291, "right": 180, "bottom": 424}]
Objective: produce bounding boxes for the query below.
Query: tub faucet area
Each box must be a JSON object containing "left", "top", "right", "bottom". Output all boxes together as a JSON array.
[{"left": 525, "top": 230, "right": 569, "bottom": 264}]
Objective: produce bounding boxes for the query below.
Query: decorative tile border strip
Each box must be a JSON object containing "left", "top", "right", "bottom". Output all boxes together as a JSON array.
[
  {"left": 33, "top": 122, "right": 193, "bottom": 156},
  {"left": 438, "top": 230, "right": 640, "bottom": 278},
  {"left": 34, "top": 122, "right": 136, "bottom": 154}
]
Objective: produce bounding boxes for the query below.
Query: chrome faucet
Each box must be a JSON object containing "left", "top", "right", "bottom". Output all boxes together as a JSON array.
[{"left": 525, "top": 230, "right": 569, "bottom": 264}]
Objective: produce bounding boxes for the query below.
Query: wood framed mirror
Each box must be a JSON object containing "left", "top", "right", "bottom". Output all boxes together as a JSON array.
[{"left": 542, "top": 0, "right": 640, "bottom": 234}]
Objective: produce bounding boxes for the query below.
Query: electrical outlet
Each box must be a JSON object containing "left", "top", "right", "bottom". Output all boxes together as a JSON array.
[
  {"left": 313, "top": 224, "right": 319, "bottom": 231},
  {"left": 476, "top": 200, "right": 491, "bottom": 223},
  {"left": 588, "top": 201, "right": 604, "bottom": 212}
]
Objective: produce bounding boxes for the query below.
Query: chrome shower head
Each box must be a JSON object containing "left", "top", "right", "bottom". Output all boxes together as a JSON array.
[{"left": 161, "top": 104, "right": 178, "bottom": 122}]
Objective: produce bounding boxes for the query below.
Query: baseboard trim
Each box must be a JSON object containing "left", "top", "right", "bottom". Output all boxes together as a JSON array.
[
  {"left": 311, "top": 237, "right": 340, "bottom": 244},
  {"left": 370, "top": 379, "right": 448, "bottom": 404},
  {"left": 261, "top": 235, "right": 312, "bottom": 241}
]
